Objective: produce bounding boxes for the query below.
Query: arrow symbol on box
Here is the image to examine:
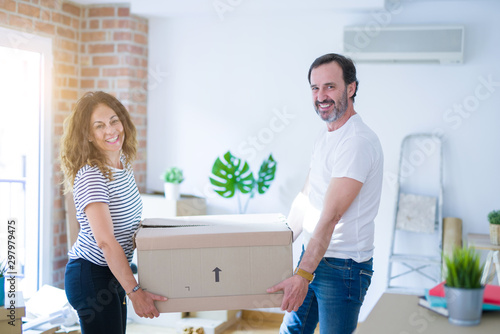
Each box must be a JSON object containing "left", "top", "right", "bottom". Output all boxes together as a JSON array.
[{"left": 213, "top": 267, "right": 222, "bottom": 282}]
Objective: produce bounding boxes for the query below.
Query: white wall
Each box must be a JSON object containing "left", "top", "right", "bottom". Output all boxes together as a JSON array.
[{"left": 146, "top": 0, "right": 500, "bottom": 321}]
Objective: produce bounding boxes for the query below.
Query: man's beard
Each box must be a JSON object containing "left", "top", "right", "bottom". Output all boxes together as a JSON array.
[{"left": 315, "top": 88, "right": 348, "bottom": 123}]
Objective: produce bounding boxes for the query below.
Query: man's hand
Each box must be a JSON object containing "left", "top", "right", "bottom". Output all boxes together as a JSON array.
[{"left": 267, "top": 275, "right": 309, "bottom": 312}]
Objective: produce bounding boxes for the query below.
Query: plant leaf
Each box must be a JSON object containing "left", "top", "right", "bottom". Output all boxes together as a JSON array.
[
  {"left": 209, "top": 151, "right": 254, "bottom": 198},
  {"left": 256, "top": 154, "right": 277, "bottom": 194},
  {"left": 444, "top": 246, "right": 484, "bottom": 288}
]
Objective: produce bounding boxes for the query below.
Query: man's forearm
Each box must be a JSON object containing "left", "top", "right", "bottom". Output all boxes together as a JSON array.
[{"left": 297, "top": 214, "right": 340, "bottom": 274}]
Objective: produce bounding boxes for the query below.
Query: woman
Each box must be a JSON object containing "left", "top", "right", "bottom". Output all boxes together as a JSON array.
[{"left": 60, "top": 91, "right": 166, "bottom": 334}]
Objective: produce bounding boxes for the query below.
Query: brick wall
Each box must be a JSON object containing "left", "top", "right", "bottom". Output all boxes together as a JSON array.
[
  {"left": 0, "top": 0, "right": 149, "bottom": 287},
  {"left": 79, "top": 4, "right": 149, "bottom": 189}
]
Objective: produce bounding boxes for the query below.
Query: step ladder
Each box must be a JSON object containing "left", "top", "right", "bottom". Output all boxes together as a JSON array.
[{"left": 386, "top": 133, "right": 444, "bottom": 295}]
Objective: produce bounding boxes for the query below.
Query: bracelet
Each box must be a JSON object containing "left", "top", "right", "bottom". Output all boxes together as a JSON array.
[
  {"left": 127, "top": 284, "right": 141, "bottom": 296},
  {"left": 123, "top": 284, "right": 141, "bottom": 305}
]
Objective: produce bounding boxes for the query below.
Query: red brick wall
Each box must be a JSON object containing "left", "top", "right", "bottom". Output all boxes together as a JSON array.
[
  {"left": 0, "top": 0, "right": 149, "bottom": 287},
  {"left": 79, "top": 5, "right": 149, "bottom": 190}
]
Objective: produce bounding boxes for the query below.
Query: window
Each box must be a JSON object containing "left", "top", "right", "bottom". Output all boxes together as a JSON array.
[{"left": 0, "top": 27, "right": 52, "bottom": 298}]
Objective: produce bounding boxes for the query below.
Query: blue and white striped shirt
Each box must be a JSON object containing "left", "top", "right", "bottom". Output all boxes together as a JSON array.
[{"left": 68, "top": 162, "right": 143, "bottom": 266}]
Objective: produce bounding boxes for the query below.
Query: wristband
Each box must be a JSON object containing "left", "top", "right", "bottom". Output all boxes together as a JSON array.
[{"left": 294, "top": 267, "right": 315, "bottom": 283}]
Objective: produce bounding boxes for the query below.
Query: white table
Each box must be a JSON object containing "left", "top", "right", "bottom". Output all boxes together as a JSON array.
[{"left": 355, "top": 293, "right": 500, "bottom": 333}]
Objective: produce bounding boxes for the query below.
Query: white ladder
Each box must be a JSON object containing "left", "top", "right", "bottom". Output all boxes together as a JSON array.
[{"left": 386, "top": 133, "right": 444, "bottom": 295}]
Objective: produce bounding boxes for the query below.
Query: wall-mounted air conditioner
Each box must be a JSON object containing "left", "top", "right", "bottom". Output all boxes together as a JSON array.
[{"left": 343, "top": 25, "right": 464, "bottom": 64}]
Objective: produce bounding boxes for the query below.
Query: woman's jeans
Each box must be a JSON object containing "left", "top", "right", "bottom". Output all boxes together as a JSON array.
[
  {"left": 65, "top": 258, "right": 127, "bottom": 334},
  {"left": 280, "top": 254, "right": 373, "bottom": 334}
]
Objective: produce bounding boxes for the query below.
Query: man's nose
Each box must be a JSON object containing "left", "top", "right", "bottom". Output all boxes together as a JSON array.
[{"left": 317, "top": 88, "right": 328, "bottom": 102}]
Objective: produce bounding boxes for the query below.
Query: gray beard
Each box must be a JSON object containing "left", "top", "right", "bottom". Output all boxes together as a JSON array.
[{"left": 315, "top": 88, "right": 348, "bottom": 123}]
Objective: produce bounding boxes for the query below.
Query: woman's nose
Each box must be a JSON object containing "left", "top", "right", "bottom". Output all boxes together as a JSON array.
[{"left": 104, "top": 124, "right": 115, "bottom": 134}]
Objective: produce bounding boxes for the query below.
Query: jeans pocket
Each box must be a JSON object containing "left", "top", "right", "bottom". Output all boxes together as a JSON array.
[
  {"left": 65, "top": 261, "right": 83, "bottom": 308},
  {"left": 322, "top": 257, "right": 347, "bottom": 270},
  {"left": 358, "top": 269, "right": 373, "bottom": 302}
]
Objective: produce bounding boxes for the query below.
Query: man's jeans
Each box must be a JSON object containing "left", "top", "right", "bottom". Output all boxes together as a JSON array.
[{"left": 280, "top": 253, "right": 373, "bottom": 334}]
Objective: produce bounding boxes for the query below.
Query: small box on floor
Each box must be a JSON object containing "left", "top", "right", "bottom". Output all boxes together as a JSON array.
[
  {"left": 135, "top": 213, "right": 293, "bottom": 313},
  {"left": 0, "top": 303, "right": 25, "bottom": 334}
]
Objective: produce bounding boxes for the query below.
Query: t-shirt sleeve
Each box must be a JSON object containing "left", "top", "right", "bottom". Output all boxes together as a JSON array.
[
  {"left": 331, "top": 137, "right": 375, "bottom": 183},
  {"left": 73, "top": 167, "right": 110, "bottom": 212}
]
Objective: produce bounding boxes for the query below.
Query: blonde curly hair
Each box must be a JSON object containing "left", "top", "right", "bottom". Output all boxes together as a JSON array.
[{"left": 60, "top": 91, "right": 137, "bottom": 193}]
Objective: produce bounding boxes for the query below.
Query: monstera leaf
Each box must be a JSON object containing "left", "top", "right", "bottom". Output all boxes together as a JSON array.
[
  {"left": 256, "top": 154, "right": 276, "bottom": 194},
  {"left": 209, "top": 151, "right": 254, "bottom": 198}
]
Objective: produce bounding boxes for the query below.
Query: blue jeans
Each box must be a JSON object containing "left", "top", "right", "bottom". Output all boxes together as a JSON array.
[
  {"left": 65, "top": 258, "right": 127, "bottom": 334},
  {"left": 280, "top": 253, "right": 373, "bottom": 334}
]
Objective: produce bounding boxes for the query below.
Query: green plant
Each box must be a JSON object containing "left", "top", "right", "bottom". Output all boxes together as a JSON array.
[
  {"left": 444, "top": 246, "right": 484, "bottom": 289},
  {"left": 488, "top": 210, "right": 500, "bottom": 225},
  {"left": 0, "top": 259, "right": 7, "bottom": 278},
  {"left": 209, "top": 151, "right": 277, "bottom": 213},
  {"left": 162, "top": 167, "right": 184, "bottom": 184}
]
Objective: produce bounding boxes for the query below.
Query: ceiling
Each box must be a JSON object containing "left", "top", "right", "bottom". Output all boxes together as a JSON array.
[{"left": 70, "top": 0, "right": 389, "bottom": 18}]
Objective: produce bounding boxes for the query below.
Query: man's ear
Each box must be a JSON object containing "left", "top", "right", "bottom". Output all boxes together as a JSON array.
[{"left": 347, "top": 82, "right": 356, "bottom": 99}]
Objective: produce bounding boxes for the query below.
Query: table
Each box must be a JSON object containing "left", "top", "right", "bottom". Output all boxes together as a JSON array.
[
  {"left": 355, "top": 293, "right": 500, "bottom": 334},
  {"left": 467, "top": 233, "right": 500, "bottom": 285}
]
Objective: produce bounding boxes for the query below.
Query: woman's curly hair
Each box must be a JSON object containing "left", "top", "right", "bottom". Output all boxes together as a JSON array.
[{"left": 60, "top": 91, "right": 137, "bottom": 193}]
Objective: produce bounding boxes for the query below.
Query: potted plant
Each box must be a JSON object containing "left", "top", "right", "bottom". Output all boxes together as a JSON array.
[
  {"left": 161, "top": 167, "right": 184, "bottom": 200},
  {"left": 209, "top": 151, "right": 277, "bottom": 214},
  {"left": 0, "top": 259, "right": 7, "bottom": 307},
  {"left": 444, "top": 246, "right": 485, "bottom": 326},
  {"left": 487, "top": 210, "right": 500, "bottom": 245}
]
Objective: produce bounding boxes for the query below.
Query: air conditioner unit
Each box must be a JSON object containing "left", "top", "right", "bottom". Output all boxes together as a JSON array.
[{"left": 343, "top": 25, "right": 464, "bottom": 64}]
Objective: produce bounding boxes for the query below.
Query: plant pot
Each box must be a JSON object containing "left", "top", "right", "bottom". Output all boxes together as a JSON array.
[
  {"left": 164, "top": 182, "right": 180, "bottom": 200},
  {"left": 0, "top": 276, "right": 4, "bottom": 307},
  {"left": 489, "top": 224, "right": 500, "bottom": 245},
  {"left": 445, "top": 285, "right": 484, "bottom": 326}
]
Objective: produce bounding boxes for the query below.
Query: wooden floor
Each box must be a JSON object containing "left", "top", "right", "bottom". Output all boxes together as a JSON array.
[{"left": 126, "top": 311, "right": 320, "bottom": 334}]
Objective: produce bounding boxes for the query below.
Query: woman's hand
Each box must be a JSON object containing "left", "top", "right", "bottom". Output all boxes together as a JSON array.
[{"left": 129, "top": 288, "right": 167, "bottom": 319}]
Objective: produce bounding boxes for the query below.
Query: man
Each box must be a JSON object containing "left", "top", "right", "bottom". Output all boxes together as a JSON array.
[{"left": 267, "top": 53, "right": 383, "bottom": 333}]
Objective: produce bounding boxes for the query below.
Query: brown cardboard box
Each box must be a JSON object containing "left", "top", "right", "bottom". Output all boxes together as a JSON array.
[
  {"left": 0, "top": 303, "right": 25, "bottom": 334},
  {"left": 141, "top": 193, "right": 207, "bottom": 218},
  {"left": 135, "top": 213, "right": 293, "bottom": 312}
]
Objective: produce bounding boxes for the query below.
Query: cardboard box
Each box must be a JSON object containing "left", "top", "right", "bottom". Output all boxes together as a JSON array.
[
  {"left": 141, "top": 193, "right": 207, "bottom": 218},
  {"left": 135, "top": 213, "right": 293, "bottom": 312},
  {"left": 0, "top": 303, "right": 25, "bottom": 334}
]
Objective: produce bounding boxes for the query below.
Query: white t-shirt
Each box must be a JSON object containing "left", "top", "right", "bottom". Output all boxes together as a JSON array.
[{"left": 303, "top": 114, "right": 383, "bottom": 262}]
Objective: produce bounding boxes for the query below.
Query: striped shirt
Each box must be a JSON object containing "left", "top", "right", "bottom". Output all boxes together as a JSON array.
[{"left": 68, "top": 161, "right": 143, "bottom": 266}]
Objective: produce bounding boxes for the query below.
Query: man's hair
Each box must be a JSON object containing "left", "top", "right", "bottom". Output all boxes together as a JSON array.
[{"left": 307, "top": 53, "right": 359, "bottom": 102}]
